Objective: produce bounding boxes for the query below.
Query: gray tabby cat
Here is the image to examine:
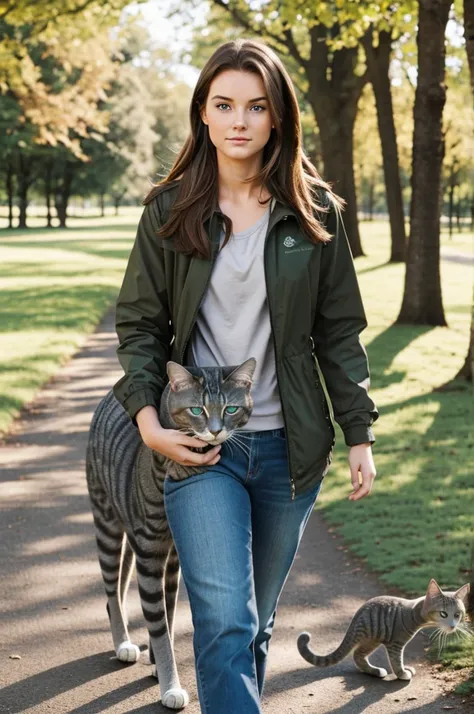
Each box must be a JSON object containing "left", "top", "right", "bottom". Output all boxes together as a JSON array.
[
  {"left": 297, "top": 579, "right": 470, "bottom": 680},
  {"left": 86, "top": 358, "right": 256, "bottom": 709}
]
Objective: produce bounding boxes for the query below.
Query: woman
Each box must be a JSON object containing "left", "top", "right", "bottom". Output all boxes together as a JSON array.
[{"left": 113, "top": 38, "right": 378, "bottom": 714}]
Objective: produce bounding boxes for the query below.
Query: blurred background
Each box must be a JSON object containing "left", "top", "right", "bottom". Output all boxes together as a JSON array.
[{"left": 0, "top": 0, "right": 473, "bottom": 695}]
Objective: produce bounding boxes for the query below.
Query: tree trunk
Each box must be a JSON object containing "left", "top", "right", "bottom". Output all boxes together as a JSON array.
[
  {"left": 100, "top": 193, "right": 105, "bottom": 217},
  {"left": 45, "top": 159, "right": 53, "bottom": 228},
  {"left": 448, "top": 169, "right": 455, "bottom": 239},
  {"left": 6, "top": 160, "right": 14, "bottom": 229},
  {"left": 363, "top": 29, "right": 407, "bottom": 262},
  {"left": 306, "top": 24, "right": 367, "bottom": 257},
  {"left": 55, "top": 163, "right": 74, "bottom": 228},
  {"left": 459, "top": 0, "right": 474, "bottom": 382},
  {"left": 17, "top": 153, "right": 32, "bottom": 229},
  {"left": 453, "top": 285, "right": 474, "bottom": 380},
  {"left": 396, "top": 0, "right": 452, "bottom": 326}
]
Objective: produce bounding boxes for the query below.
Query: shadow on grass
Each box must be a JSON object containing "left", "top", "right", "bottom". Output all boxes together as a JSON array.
[
  {"left": 366, "top": 324, "right": 434, "bottom": 389},
  {"left": 1, "top": 285, "right": 119, "bottom": 332},
  {"left": 324, "top": 379, "right": 474, "bottom": 597}
]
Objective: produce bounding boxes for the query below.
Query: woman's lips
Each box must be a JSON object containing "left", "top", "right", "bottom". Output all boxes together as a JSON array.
[{"left": 228, "top": 138, "right": 250, "bottom": 143}]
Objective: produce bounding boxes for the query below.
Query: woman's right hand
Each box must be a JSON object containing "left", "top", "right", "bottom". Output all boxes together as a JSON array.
[
  {"left": 136, "top": 406, "right": 221, "bottom": 466},
  {"left": 144, "top": 427, "right": 222, "bottom": 466}
]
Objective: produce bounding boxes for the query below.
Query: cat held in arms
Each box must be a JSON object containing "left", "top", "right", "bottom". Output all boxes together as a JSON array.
[
  {"left": 85, "top": 358, "right": 257, "bottom": 710},
  {"left": 297, "top": 579, "right": 471, "bottom": 680}
]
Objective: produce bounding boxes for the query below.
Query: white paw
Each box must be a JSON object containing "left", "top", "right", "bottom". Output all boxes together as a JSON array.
[
  {"left": 151, "top": 664, "right": 157, "bottom": 679},
  {"left": 405, "top": 665, "right": 416, "bottom": 675},
  {"left": 374, "top": 667, "right": 388, "bottom": 678},
  {"left": 116, "top": 641, "right": 140, "bottom": 663},
  {"left": 162, "top": 688, "right": 190, "bottom": 709},
  {"left": 397, "top": 669, "right": 412, "bottom": 680}
]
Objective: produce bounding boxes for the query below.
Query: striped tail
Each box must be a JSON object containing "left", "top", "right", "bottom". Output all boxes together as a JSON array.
[{"left": 297, "top": 626, "right": 359, "bottom": 668}]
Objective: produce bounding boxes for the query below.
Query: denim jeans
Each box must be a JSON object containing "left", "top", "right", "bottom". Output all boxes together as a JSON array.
[{"left": 163, "top": 427, "right": 323, "bottom": 714}]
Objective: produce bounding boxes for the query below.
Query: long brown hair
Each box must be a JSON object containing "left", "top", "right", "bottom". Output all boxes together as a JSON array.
[{"left": 144, "top": 38, "right": 344, "bottom": 259}]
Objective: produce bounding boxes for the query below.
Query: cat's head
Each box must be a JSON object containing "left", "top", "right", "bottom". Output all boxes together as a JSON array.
[
  {"left": 421, "top": 578, "right": 470, "bottom": 631},
  {"left": 163, "top": 358, "right": 257, "bottom": 445}
]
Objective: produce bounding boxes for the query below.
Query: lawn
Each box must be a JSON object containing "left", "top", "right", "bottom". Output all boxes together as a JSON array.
[{"left": 0, "top": 209, "right": 473, "bottom": 686}]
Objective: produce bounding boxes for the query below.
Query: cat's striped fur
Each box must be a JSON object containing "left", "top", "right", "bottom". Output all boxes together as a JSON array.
[
  {"left": 297, "top": 579, "right": 470, "bottom": 680},
  {"left": 85, "top": 359, "right": 256, "bottom": 709}
]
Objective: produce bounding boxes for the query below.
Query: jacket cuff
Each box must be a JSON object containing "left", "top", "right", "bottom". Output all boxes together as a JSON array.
[
  {"left": 343, "top": 425, "right": 375, "bottom": 447},
  {"left": 122, "top": 388, "right": 160, "bottom": 426}
]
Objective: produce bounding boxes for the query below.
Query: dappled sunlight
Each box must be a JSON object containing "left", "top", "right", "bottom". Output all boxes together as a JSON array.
[{"left": 24, "top": 533, "right": 90, "bottom": 556}]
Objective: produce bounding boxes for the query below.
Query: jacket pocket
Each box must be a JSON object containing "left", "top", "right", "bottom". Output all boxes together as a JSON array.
[{"left": 306, "top": 349, "right": 336, "bottom": 442}]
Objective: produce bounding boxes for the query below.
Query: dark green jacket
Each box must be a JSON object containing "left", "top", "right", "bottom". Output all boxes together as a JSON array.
[{"left": 113, "top": 180, "right": 378, "bottom": 499}]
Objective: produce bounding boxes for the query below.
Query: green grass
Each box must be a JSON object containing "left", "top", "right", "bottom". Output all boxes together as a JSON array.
[
  {"left": 0, "top": 210, "right": 141, "bottom": 433},
  {"left": 0, "top": 211, "right": 473, "bottom": 685}
]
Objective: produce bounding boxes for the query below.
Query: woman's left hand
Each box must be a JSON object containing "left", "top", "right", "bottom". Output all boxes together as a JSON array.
[{"left": 348, "top": 443, "right": 376, "bottom": 501}]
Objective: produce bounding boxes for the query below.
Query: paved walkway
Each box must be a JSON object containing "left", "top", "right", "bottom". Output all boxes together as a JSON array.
[{"left": 0, "top": 309, "right": 470, "bottom": 713}]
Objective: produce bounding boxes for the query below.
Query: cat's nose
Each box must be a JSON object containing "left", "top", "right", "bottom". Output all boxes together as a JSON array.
[{"left": 210, "top": 429, "right": 222, "bottom": 437}]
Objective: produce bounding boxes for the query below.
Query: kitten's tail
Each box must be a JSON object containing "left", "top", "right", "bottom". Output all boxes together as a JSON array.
[{"left": 297, "top": 621, "right": 361, "bottom": 668}]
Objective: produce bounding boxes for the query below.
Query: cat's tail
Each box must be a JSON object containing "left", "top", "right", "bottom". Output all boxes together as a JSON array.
[{"left": 297, "top": 622, "right": 361, "bottom": 668}]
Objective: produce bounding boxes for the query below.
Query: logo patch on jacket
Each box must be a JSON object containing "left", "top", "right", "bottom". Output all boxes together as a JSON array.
[{"left": 283, "top": 236, "right": 296, "bottom": 248}]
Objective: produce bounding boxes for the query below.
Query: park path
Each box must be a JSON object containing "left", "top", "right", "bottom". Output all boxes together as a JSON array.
[{"left": 0, "top": 308, "right": 470, "bottom": 714}]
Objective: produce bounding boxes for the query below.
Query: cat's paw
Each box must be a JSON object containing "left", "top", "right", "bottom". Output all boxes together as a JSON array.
[
  {"left": 372, "top": 667, "right": 388, "bottom": 678},
  {"left": 405, "top": 665, "right": 416, "bottom": 676},
  {"left": 162, "top": 688, "right": 190, "bottom": 709},
  {"left": 116, "top": 641, "right": 140, "bottom": 663},
  {"left": 397, "top": 669, "right": 413, "bottom": 681}
]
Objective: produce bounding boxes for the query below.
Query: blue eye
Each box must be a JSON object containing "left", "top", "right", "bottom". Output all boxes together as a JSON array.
[
  {"left": 190, "top": 407, "right": 204, "bottom": 416},
  {"left": 225, "top": 406, "right": 239, "bottom": 414}
]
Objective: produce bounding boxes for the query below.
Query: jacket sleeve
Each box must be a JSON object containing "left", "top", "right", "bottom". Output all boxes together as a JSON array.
[
  {"left": 311, "top": 197, "right": 378, "bottom": 446},
  {"left": 112, "top": 198, "right": 172, "bottom": 425}
]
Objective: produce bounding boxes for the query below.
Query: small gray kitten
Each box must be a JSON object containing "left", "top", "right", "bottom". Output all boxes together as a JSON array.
[{"left": 297, "top": 579, "right": 471, "bottom": 680}]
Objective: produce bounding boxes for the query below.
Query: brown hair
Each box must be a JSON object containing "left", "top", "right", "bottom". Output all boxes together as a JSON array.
[{"left": 143, "top": 38, "right": 344, "bottom": 259}]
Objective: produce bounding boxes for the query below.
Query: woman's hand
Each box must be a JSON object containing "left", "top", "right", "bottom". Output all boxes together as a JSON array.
[
  {"left": 144, "top": 427, "right": 222, "bottom": 467},
  {"left": 136, "top": 405, "right": 222, "bottom": 467},
  {"left": 348, "top": 443, "right": 376, "bottom": 501}
]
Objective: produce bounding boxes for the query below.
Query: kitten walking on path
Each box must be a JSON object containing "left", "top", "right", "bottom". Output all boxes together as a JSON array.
[{"left": 297, "top": 579, "right": 470, "bottom": 680}]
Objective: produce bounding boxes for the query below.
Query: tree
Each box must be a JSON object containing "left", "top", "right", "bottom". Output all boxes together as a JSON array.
[
  {"left": 452, "top": 0, "right": 474, "bottom": 382},
  {"left": 396, "top": 0, "right": 453, "bottom": 326}
]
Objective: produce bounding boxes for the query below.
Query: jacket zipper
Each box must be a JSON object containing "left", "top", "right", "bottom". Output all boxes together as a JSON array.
[{"left": 263, "top": 214, "right": 296, "bottom": 501}]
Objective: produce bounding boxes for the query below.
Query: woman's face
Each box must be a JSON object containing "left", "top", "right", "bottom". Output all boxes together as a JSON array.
[{"left": 200, "top": 69, "right": 274, "bottom": 162}]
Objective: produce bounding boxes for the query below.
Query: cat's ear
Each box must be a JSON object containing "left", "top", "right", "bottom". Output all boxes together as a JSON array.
[
  {"left": 167, "top": 362, "right": 196, "bottom": 392},
  {"left": 422, "top": 579, "right": 443, "bottom": 617},
  {"left": 454, "top": 583, "right": 470, "bottom": 605},
  {"left": 426, "top": 579, "right": 443, "bottom": 598},
  {"left": 224, "top": 358, "right": 257, "bottom": 387}
]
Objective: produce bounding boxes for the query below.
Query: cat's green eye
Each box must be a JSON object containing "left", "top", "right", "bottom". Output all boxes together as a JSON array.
[
  {"left": 440, "top": 611, "right": 448, "bottom": 618},
  {"left": 225, "top": 406, "right": 239, "bottom": 415},
  {"left": 190, "top": 407, "right": 204, "bottom": 416}
]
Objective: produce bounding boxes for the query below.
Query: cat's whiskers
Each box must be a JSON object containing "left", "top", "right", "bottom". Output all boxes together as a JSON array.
[{"left": 228, "top": 434, "right": 251, "bottom": 458}]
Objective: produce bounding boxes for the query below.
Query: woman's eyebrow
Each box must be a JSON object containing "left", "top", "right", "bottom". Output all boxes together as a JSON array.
[{"left": 210, "top": 95, "right": 268, "bottom": 102}]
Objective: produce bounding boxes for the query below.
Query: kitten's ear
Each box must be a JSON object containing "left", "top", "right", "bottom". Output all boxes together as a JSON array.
[
  {"left": 167, "top": 362, "right": 196, "bottom": 392},
  {"left": 224, "top": 358, "right": 257, "bottom": 387},
  {"left": 426, "top": 579, "right": 443, "bottom": 598},
  {"left": 454, "top": 583, "right": 470, "bottom": 606},
  {"left": 422, "top": 579, "right": 443, "bottom": 617}
]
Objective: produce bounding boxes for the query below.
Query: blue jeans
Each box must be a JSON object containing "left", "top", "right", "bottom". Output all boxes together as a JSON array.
[{"left": 163, "top": 427, "right": 323, "bottom": 714}]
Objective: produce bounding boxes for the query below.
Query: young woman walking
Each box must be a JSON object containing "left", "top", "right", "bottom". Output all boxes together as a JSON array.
[{"left": 113, "top": 38, "right": 378, "bottom": 714}]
